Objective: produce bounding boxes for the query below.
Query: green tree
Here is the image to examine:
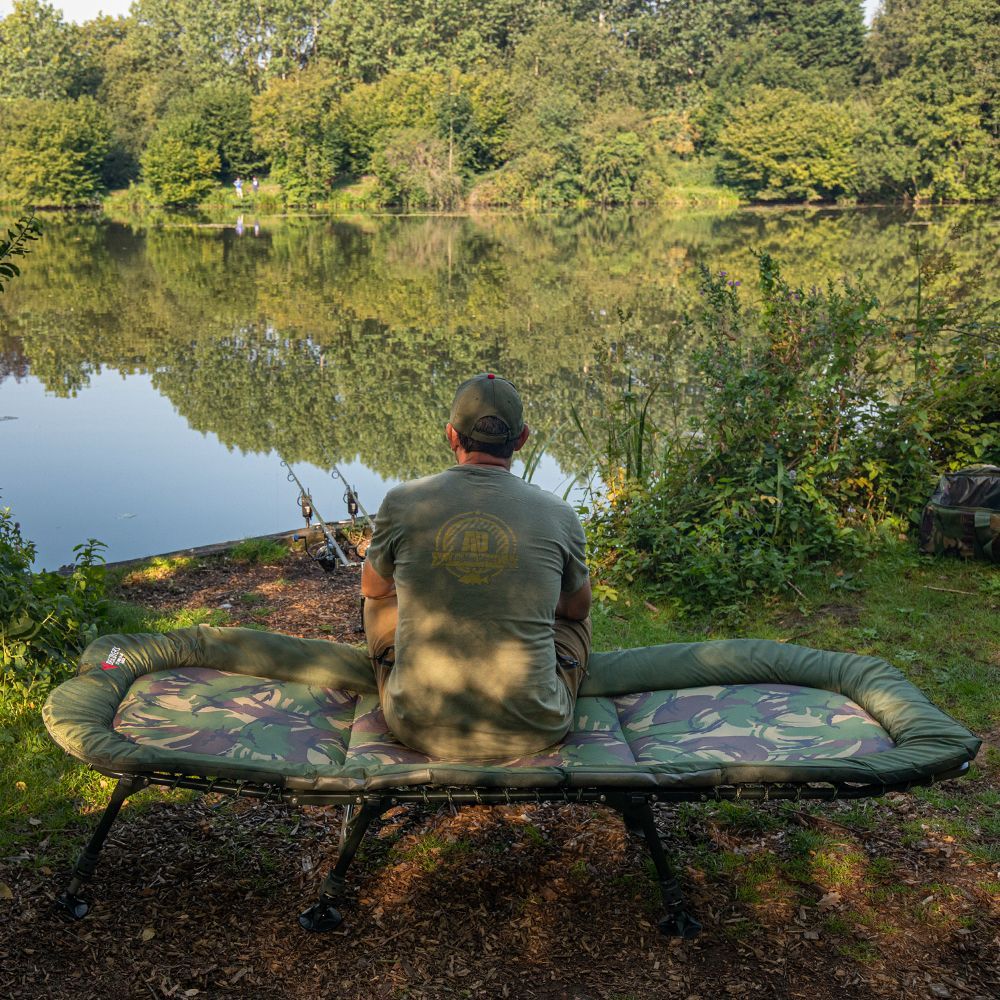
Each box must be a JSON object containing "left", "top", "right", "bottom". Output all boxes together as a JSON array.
[
  {"left": 251, "top": 61, "right": 342, "bottom": 202},
  {"left": 141, "top": 114, "right": 221, "bottom": 206},
  {"left": 754, "top": 0, "right": 866, "bottom": 77},
  {"left": 717, "top": 86, "right": 858, "bottom": 201},
  {"left": 318, "top": 0, "right": 543, "bottom": 83},
  {"left": 129, "top": 0, "right": 329, "bottom": 91},
  {"left": 510, "top": 12, "right": 643, "bottom": 109},
  {"left": 856, "top": 78, "right": 997, "bottom": 202},
  {"left": 72, "top": 13, "right": 130, "bottom": 98},
  {"left": 330, "top": 70, "right": 446, "bottom": 175},
  {"left": 0, "top": 98, "right": 111, "bottom": 206},
  {"left": 0, "top": 0, "right": 83, "bottom": 99},
  {"left": 168, "top": 80, "right": 262, "bottom": 180},
  {"left": 581, "top": 126, "right": 646, "bottom": 204},
  {"left": 860, "top": 0, "right": 999, "bottom": 202}
]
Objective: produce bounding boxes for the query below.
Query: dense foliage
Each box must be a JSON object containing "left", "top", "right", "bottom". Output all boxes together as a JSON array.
[
  {"left": 0, "top": 507, "right": 108, "bottom": 690},
  {"left": 584, "top": 253, "right": 999, "bottom": 613},
  {"left": 0, "top": 0, "right": 995, "bottom": 207}
]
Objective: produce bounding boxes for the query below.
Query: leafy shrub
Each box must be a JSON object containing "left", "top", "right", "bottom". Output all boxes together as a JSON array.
[
  {"left": 0, "top": 214, "right": 42, "bottom": 293},
  {"left": 1, "top": 507, "right": 108, "bottom": 691},
  {"left": 251, "top": 63, "right": 342, "bottom": 204},
  {"left": 717, "top": 87, "right": 858, "bottom": 202},
  {"left": 0, "top": 97, "right": 111, "bottom": 206},
  {"left": 583, "top": 251, "right": 996, "bottom": 613},
  {"left": 371, "top": 128, "right": 463, "bottom": 208},
  {"left": 141, "top": 114, "right": 221, "bottom": 207}
]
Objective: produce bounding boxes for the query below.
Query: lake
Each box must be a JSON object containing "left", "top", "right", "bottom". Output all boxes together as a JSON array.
[{"left": 1, "top": 205, "right": 995, "bottom": 569}]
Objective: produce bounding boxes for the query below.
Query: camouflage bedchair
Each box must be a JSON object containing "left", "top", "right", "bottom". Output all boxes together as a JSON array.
[{"left": 43, "top": 626, "right": 980, "bottom": 938}]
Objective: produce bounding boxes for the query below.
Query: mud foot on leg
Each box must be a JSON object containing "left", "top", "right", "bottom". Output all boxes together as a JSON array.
[
  {"left": 299, "top": 894, "right": 343, "bottom": 932},
  {"left": 55, "top": 888, "right": 89, "bottom": 920},
  {"left": 658, "top": 907, "right": 702, "bottom": 938}
]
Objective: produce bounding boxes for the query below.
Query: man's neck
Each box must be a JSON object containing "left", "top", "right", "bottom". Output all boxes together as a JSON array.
[{"left": 455, "top": 450, "right": 512, "bottom": 471}]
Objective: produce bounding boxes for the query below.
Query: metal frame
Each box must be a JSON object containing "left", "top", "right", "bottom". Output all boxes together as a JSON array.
[{"left": 55, "top": 765, "right": 965, "bottom": 937}]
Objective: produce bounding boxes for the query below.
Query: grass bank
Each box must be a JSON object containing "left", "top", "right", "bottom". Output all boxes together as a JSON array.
[{"left": 99, "top": 173, "right": 740, "bottom": 225}]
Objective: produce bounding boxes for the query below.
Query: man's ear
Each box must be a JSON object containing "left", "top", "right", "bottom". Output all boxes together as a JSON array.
[
  {"left": 446, "top": 423, "right": 461, "bottom": 452},
  {"left": 512, "top": 424, "right": 530, "bottom": 452}
]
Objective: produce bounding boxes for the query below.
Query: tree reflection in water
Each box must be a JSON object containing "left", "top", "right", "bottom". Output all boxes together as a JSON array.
[{"left": 1, "top": 206, "right": 994, "bottom": 483}]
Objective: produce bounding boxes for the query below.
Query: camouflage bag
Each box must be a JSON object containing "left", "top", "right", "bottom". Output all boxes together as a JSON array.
[{"left": 918, "top": 464, "right": 1000, "bottom": 562}]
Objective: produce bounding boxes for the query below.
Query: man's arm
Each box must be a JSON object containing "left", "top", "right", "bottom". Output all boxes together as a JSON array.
[
  {"left": 555, "top": 578, "right": 591, "bottom": 621},
  {"left": 362, "top": 558, "right": 396, "bottom": 598}
]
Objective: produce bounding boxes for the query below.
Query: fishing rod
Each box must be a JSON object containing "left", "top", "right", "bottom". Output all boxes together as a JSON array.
[{"left": 280, "top": 458, "right": 355, "bottom": 571}]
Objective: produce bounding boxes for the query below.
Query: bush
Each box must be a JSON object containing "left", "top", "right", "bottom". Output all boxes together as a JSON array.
[
  {"left": 0, "top": 214, "right": 42, "bottom": 293},
  {"left": 371, "top": 128, "right": 463, "bottom": 208},
  {"left": 251, "top": 63, "right": 341, "bottom": 204},
  {"left": 0, "top": 97, "right": 111, "bottom": 206},
  {"left": 1, "top": 506, "right": 108, "bottom": 691},
  {"left": 141, "top": 114, "right": 221, "bottom": 207},
  {"left": 717, "top": 87, "right": 858, "bottom": 202}
]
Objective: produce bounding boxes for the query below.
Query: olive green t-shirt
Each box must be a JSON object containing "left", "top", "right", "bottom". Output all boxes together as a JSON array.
[{"left": 366, "top": 464, "right": 589, "bottom": 760}]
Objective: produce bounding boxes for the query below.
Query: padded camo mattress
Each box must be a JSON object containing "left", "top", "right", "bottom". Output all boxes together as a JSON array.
[{"left": 43, "top": 626, "right": 980, "bottom": 792}]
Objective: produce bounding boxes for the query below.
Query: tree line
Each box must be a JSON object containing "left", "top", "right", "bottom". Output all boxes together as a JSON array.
[{"left": 0, "top": 0, "right": 996, "bottom": 208}]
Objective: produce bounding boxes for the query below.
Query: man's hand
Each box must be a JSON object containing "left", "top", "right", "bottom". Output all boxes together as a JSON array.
[
  {"left": 362, "top": 559, "right": 396, "bottom": 599},
  {"left": 555, "top": 579, "right": 591, "bottom": 621}
]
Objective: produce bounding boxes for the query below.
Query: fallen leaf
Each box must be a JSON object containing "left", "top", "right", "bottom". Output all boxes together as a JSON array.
[
  {"left": 0, "top": 882, "right": 13, "bottom": 900},
  {"left": 141, "top": 926, "right": 156, "bottom": 942}
]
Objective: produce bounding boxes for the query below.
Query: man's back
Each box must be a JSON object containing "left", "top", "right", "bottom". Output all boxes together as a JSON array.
[{"left": 366, "top": 464, "right": 589, "bottom": 759}]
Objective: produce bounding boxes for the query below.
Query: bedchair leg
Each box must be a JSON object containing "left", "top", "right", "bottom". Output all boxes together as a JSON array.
[
  {"left": 55, "top": 776, "right": 139, "bottom": 920},
  {"left": 622, "top": 796, "right": 702, "bottom": 940},
  {"left": 299, "top": 798, "right": 384, "bottom": 932}
]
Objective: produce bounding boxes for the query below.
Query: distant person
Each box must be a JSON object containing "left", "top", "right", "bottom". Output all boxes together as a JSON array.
[
  {"left": 253, "top": 220, "right": 260, "bottom": 237},
  {"left": 362, "top": 373, "right": 592, "bottom": 760},
  {"left": 251, "top": 176, "right": 259, "bottom": 195},
  {"left": 235, "top": 215, "right": 244, "bottom": 236},
  {"left": 233, "top": 176, "right": 243, "bottom": 200}
]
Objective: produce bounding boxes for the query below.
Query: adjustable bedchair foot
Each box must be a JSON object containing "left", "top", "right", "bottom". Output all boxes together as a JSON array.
[
  {"left": 656, "top": 877, "right": 702, "bottom": 939},
  {"left": 300, "top": 799, "right": 384, "bottom": 933},
  {"left": 299, "top": 892, "right": 344, "bottom": 932},
  {"left": 55, "top": 776, "right": 139, "bottom": 921},
  {"left": 55, "top": 882, "right": 90, "bottom": 920},
  {"left": 614, "top": 794, "right": 703, "bottom": 939}
]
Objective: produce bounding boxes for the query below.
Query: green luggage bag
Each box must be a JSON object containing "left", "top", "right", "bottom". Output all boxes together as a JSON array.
[{"left": 918, "top": 464, "right": 1000, "bottom": 562}]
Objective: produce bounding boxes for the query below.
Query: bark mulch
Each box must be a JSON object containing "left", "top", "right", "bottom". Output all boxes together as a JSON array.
[{"left": 1, "top": 550, "right": 997, "bottom": 1000}]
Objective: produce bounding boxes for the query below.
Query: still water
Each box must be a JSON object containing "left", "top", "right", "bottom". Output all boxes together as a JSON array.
[{"left": 1, "top": 206, "right": 995, "bottom": 569}]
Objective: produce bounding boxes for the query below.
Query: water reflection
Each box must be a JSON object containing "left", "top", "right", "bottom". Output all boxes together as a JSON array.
[{"left": 0, "top": 206, "right": 995, "bottom": 562}]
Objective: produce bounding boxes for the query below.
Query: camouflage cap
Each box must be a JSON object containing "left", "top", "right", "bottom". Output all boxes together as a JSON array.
[{"left": 449, "top": 373, "right": 524, "bottom": 443}]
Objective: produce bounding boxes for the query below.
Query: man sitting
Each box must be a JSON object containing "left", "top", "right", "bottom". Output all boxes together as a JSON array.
[{"left": 362, "top": 373, "right": 592, "bottom": 760}]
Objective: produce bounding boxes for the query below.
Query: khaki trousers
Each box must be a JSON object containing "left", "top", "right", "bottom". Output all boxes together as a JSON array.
[{"left": 363, "top": 594, "right": 592, "bottom": 704}]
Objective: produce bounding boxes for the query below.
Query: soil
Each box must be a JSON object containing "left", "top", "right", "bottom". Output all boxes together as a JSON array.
[{"left": 1, "top": 549, "right": 997, "bottom": 1000}]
